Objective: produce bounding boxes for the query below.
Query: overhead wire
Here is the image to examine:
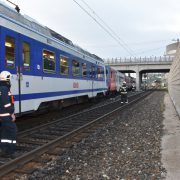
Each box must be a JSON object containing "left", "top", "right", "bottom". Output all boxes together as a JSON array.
[
  {"left": 79, "top": 0, "right": 135, "bottom": 55},
  {"left": 72, "top": 0, "right": 170, "bottom": 58},
  {"left": 72, "top": 0, "right": 135, "bottom": 57}
]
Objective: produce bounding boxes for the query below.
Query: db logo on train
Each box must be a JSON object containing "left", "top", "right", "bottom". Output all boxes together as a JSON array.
[{"left": 73, "top": 82, "right": 79, "bottom": 88}]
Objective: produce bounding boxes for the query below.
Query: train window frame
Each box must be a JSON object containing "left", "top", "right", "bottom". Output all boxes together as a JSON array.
[
  {"left": 72, "top": 59, "right": 80, "bottom": 76},
  {"left": 90, "top": 64, "right": 95, "bottom": 79},
  {"left": 22, "top": 42, "right": 30, "bottom": 71},
  {"left": 60, "top": 55, "right": 69, "bottom": 76},
  {"left": 42, "top": 49, "right": 56, "bottom": 73},
  {"left": 102, "top": 67, "right": 105, "bottom": 79},
  {"left": 97, "top": 66, "right": 103, "bottom": 80},
  {"left": 5, "top": 36, "right": 15, "bottom": 69},
  {"left": 82, "top": 62, "right": 87, "bottom": 77}
]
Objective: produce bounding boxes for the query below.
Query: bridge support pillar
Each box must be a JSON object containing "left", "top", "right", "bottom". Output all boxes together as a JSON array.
[{"left": 136, "top": 71, "right": 140, "bottom": 91}]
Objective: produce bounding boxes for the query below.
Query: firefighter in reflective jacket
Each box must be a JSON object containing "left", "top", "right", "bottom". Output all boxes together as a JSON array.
[
  {"left": 131, "top": 83, "right": 136, "bottom": 92},
  {"left": 0, "top": 71, "right": 17, "bottom": 158},
  {"left": 120, "top": 81, "right": 128, "bottom": 103}
]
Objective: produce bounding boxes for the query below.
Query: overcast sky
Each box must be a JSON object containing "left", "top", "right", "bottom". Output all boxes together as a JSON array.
[{"left": 2, "top": 0, "right": 180, "bottom": 59}]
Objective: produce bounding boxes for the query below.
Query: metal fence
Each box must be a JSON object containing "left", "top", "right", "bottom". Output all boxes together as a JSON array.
[{"left": 104, "top": 56, "right": 174, "bottom": 64}]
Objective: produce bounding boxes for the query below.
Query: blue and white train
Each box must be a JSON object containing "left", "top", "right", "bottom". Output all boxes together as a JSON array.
[{"left": 0, "top": 2, "right": 108, "bottom": 115}]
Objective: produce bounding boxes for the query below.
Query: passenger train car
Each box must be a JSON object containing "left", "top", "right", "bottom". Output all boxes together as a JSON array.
[
  {"left": 0, "top": 2, "right": 107, "bottom": 115},
  {"left": 105, "top": 66, "right": 136, "bottom": 94},
  {"left": 105, "top": 66, "right": 124, "bottom": 95},
  {"left": 124, "top": 75, "right": 136, "bottom": 91}
]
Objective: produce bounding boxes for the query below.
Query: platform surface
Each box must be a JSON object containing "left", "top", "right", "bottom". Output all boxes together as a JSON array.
[{"left": 162, "top": 93, "right": 180, "bottom": 179}]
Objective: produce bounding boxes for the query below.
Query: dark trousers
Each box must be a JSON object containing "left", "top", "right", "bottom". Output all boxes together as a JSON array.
[
  {"left": 0, "top": 116, "right": 17, "bottom": 155},
  {"left": 121, "top": 94, "right": 128, "bottom": 103}
]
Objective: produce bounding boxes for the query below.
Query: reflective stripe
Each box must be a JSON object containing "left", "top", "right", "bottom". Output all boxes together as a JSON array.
[
  {"left": 1, "top": 139, "right": 16, "bottom": 144},
  {"left": 0, "top": 113, "right": 11, "bottom": 117},
  {"left": 4, "top": 103, "right": 11, "bottom": 108}
]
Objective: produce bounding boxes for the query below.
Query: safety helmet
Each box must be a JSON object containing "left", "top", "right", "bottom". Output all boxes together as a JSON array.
[
  {"left": 123, "top": 81, "right": 126, "bottom": 84},
  {"left": 0, "top": 71, "right": 12, "bottom": 81}
]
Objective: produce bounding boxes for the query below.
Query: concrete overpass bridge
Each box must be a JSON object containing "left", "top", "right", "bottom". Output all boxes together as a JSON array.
[{"left": 104, "top": 56, "right": 173, "bottom": 91}]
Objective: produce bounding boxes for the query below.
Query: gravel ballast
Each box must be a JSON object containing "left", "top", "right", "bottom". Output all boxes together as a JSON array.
[{"left": 27, "top": 91, "right": 166, "bottom": 179}]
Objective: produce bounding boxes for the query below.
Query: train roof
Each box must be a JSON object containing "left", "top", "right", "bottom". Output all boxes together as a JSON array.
[{"left": 0, "top": 1, "right": 104, "bottom": 62}]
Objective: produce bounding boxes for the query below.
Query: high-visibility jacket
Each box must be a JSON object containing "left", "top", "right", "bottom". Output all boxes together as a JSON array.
[
  {"left": 120, "top": 85, "right": 128, "bottom": 94},
  {"left": 0, "top": 81, "right": 14, "bottom": 116}
]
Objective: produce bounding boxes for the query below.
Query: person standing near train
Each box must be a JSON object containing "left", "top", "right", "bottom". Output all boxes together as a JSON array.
[
  {"left": 120, "top": 81, "right": 128, "bottom": 103},
  {"left": 0, "top": 71, "right": 17, "bottom": 158},
  {"left": 131, "top": 83, "right": 136, "bottom": 92}
]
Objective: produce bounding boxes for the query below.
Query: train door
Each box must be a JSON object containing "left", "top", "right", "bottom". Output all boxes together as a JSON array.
[
  {"left": 1, "top": 28, "right": 32, "bottom": 115},
  {"left": 90, "top": 64, "right": 95, "bottom": 97},
  {"left": 17, "top": 35, "right": 32, "bottom": 114},
  {"left": 1, "top": 28, "right": 20, "bottom": 114},
  {"left": 105, "top": 66, "right": 110, "bottom": 90}
]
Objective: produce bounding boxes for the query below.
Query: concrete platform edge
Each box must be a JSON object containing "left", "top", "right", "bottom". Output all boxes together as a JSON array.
[{"left": 162, "top": 92, "right": 180, "bottom": 179}]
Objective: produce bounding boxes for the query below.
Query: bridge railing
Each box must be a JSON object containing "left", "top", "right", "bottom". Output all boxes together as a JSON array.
[{"left": 104, "top": 56, "right": 174, "bottom": 64}]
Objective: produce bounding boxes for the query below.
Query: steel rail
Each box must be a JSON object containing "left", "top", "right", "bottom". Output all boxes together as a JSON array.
[
  {"left": 18, "top": 92, "right": 142, "bottom": 137},
  {"left": 0, "top": 91, "right": 151, "bottom": 177}
]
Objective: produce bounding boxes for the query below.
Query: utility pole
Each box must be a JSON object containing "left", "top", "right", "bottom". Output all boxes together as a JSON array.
[{"left": 6, "top": 0, "right": 20, "bottom": 13}]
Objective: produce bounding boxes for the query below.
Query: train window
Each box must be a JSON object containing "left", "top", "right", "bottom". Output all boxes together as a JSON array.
[
  {"left": 60, "top": 56, "right": 69, "bottom": 75},
  {"left": 43, "top": 50, "right": 55, "bottom": 72},
  {"left": 72, "top": 60, "right": 80, "bottom": 76},
  {"left": 90, "top": 65, "right": 95, "bottom": 79},
  {"left": 97, "top": 67, "right": 103, "bottom": 79},
  {"left": 23, "top": 42, "right": 30, "bottom": 70},
  {"left": 5, "top": 36, "right": 15, "bottom": 68},
  {"left": 82, "top": 63, "right": 87, "bottom": 77}
]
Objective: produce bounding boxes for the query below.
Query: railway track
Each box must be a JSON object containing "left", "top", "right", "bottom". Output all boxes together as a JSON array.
[{"left": 0, "top": 91, "right": 151, "bottom": 178}]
